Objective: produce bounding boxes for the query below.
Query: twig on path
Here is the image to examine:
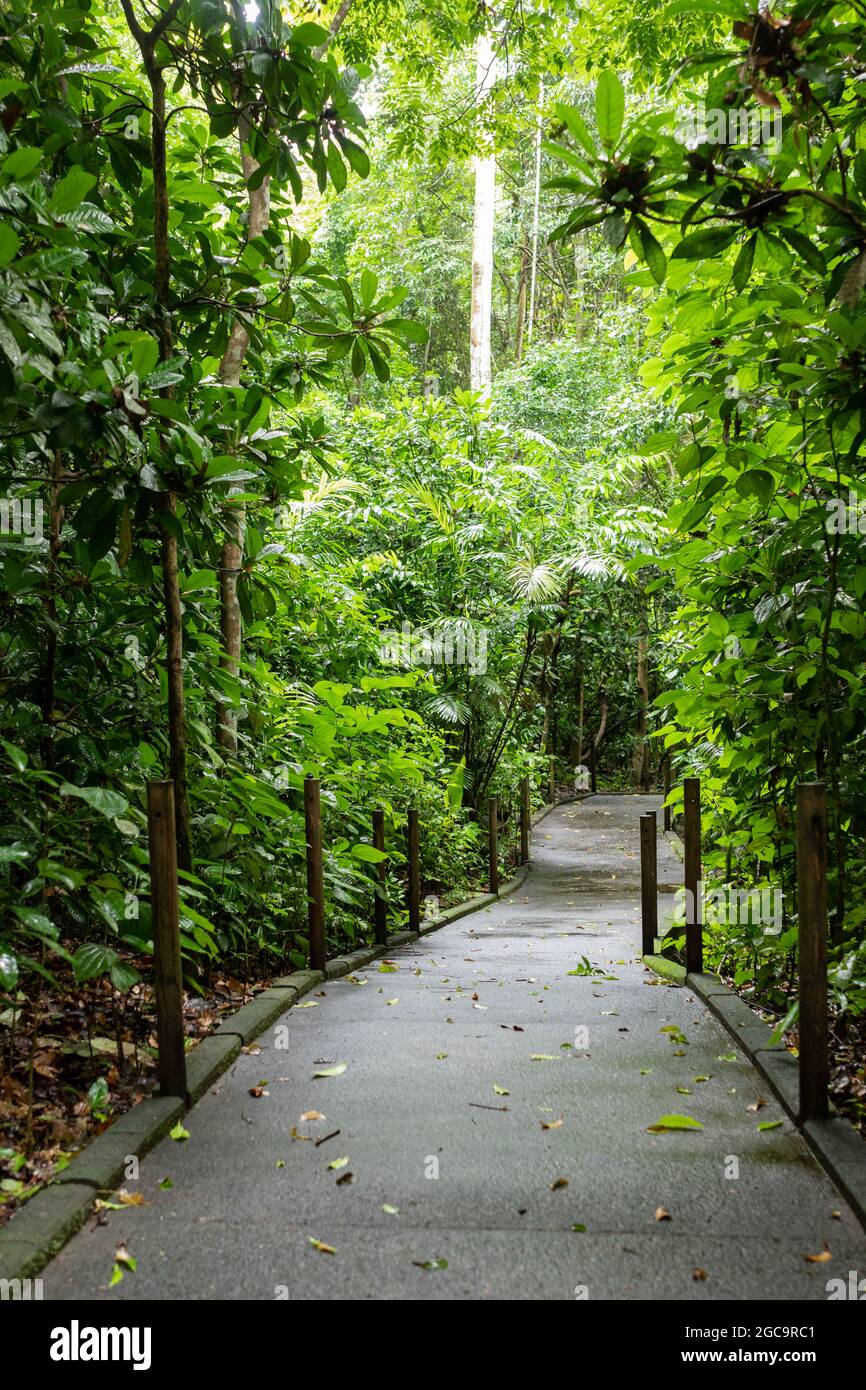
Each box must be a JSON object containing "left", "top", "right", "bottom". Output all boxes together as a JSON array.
[
  {"left": 315, "top": 1128, "right": 341, "bottom": 1147},
  {"left": 469, "top": 1103, "right": 509, "bottom": 1112}
]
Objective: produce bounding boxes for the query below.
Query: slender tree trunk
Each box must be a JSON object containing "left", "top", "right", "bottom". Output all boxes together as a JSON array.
[
  {"left": 216, "top": 110, "right": 271, "bottom": 755},
  {"left": 120, "top": 0, "right": 193, "bottom": 869},
  {"left": 633, "top": 634, "right": 650, "bottom": 791},
  {"left": 514, "top": 233, "right": 530, "bottom": 365},
  {"left": 527, "top": 78, "right": 544, "bottom": 346},
  {"left": 469, "top": 31, "right": 495, "bottom": 393}
]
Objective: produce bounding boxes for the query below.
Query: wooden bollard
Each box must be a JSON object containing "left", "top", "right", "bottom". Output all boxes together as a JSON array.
[
  {"left": 797, "top": 782, "right": 829, "bottom": 1123},
  {"left": 640, "top": 811, "right": 658, "bottom": 957},
  {"left": 304, "top": 775, "right": 326, "bottom": 971},
  {"left": 372, "top": 808, "right": 387, "bottom": 946},
  {"left": 683, "top": 776, "right": 702, "bottom": 974},
  {"left": 146, "top": 780, "right": 187, "bottom": 1099},
  {"left": 407, "top": 807, "right": 420, "bottom": 932},
  {"left": 548, "top": 755, "right": 556, "bottom": 804},
  {"left": 519, "top": 776, "right": 531, "bottom": 864},
  {"left": 488, "top": 796, "right": 499, "bottom": 894},
  {"left": 662, "top": 760, "right": 672, "bottom": 831}
]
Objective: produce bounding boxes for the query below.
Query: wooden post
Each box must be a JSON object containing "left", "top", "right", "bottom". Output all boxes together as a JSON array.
[
  {"left": 797, "top": 782, "right": 829, "bottom": 1123},
  {"left": 407, "top": 807, "right": 420, "bottom": 933},
  {"left": 488, "top": 796, "right": 499, "bottom": 894},
  {"left": 519, "top": 776, "right": 530, "bottom": 864},
  {"left": 640, "top": 811, "right": 658, "bottom": 957},
  {"left": 683, "top": 776, "right": 702, "bottom": 974},
  {"left": 147, "top": 780, "right": 186, "bottom": 1099},
  {"left": 662, "top": 760, "right": 672, "bottom": 832},
  {"left": 372, "top": 808, "right": 387, "bottom": 946},
  {"left": 304, "top": 775, "right": 326, "bottom": 972},
  {"left": 548, "top": 754, "right": 556, "bottom": 804}
]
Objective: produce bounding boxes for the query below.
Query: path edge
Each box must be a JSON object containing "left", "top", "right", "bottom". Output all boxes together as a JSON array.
[{"left": 0, "top": 796, "right": 571, "bottom": 1284}]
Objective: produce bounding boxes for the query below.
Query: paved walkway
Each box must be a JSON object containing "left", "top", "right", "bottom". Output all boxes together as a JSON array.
[{"left": 44, "top": 796, "right": 866, "bottom": 1300}]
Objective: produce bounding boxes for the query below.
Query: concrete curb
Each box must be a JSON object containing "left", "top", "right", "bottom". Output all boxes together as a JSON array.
[
  {"left": 0, "top": 801, "right": 562, "bottom": 1284},
  {"left": 682, "top": 969, "right": 866, "bottom": 1232}
]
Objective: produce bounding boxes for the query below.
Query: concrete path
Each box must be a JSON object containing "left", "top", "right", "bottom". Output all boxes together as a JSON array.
[{"left": 43, "top": 795, "right": 866, "bottom": 1300}]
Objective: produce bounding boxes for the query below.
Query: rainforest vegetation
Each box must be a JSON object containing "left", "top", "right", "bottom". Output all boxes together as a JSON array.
[{"left": 1, "top": 0, "right": 866, "bottom": 1209}]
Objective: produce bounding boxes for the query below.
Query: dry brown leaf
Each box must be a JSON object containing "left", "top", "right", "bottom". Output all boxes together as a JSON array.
[
  {"left": 692, "top": 1267, "right": 708, "bottom": 1281},
  {"left": 746, "top": 1097, "right": 768, "bottom": 1113},
  {"left": 654, "top": 1206, "right": 672, "bottom": 1222},
  {"left": 541, "top": 1117, "right": 564, "bottom": 1130},
  {"left": 550, "top": 1176, "right": 569, "bottom": 1191},
  {"left": 804, "top": 1244, "right": 831, "bottom": 1264},
  {"left": 300, "top": 1110, "right": 325, "bottom": 1122}
]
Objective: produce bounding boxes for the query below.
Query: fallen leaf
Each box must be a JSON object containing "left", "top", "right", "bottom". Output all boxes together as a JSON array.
[
  {"left": 804, "top": 1244, "right": 831, "bottom": 1264},
  {"left": 335, "top": 1171, "right": 353, "bottom": 1186},
  {"left": 758, "top": 1120, "right": 783, "bottom": 1132},
  {"left": 382, "top": 1204, "right": 400, "bottom": 1215},
  {"left": 296, "top": 1001, "right": 319, "bottom": 1009},
  {"left": 541, "top": 1117, "right": 564, "bottom": 1130},
  {"left": 531, "top": 1054, "right": 557, "bottom": 1061},
  {"left": 692, "top": 1267, "right": 708, "bottom": 1281},
  {"left": 386, "top": 998, "right": 399, "bottom": 1006},
  {"left": 550, "top": 1177, "right": 569, "bottom": 1190},
  {"left": 413, "top": 1258, "right": 448, "bottom": 1270},
  {"left": 300, "top": 1110, "right": 325, "bottom": 1123},
  {"left": 646, "top": 1114, "right": 704, "bottom": 1133},
  {"left": 313, "top": 1063, "right": 346, "bottom": 1078},
  {"left": 435, "top": 1052, "right": 448, "bottom": 1060},
  {"left": 169, "top": 1122, "right": 189, "bottom": 1142},
  {"left": 746, "top": 1097, "right": 768, "bottom": 1113},
  {"left": 328, "top": 1156, "right": 350, "bottom": 1171},
  {"left": 308, "top": 1236, "right": 336, "bottom": 1254},
  {"left": 248, "top": 1085, "right": 269, "bottom": 1098},
  {"left": 493, "top": 1084, "right": 510, "bottom": 1096},
  {"left": 572, "top": 1222, "right": 586, "bottom": 1232},
  {"left": 654, "top": 1206, "right": 672, "bottom": 1222}
]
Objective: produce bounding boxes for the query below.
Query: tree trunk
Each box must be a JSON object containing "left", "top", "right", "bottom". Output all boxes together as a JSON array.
[
  {"left": 120, "top": 0, "right": 194, "bottom": 869},
  {"left": 469, "top": 31, "right": 495, "bottom": 393},
  {"left": 633, "top": 634, "right": 650, "bottom": 791},
  {"left": 514, "top": 233, "right": 530, "bottom": 365}
]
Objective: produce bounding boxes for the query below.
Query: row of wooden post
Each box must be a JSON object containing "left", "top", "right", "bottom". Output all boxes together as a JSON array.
[
  {"left": 146, "top": 771, "right": 542, "bottom": 1100},
  {"left": 641, "top": 772, "right": 830, "bottom": 1125}
]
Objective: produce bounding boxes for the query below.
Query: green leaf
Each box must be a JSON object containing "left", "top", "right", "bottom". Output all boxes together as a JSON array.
[
  {"left": 60, "top": 783, "right": 129, "bottom": 819},
  {"left": 731, "top": 234, "right": 756, "bottom": 292},
  {"left": 595, "top": 70, "right": 625, "bottom": 148},
  {"left": 672, "top": 226, "right": 739, "bottom": 260},
  {"left": 555, "top": 102, "right": 597, "bottom": 157},
  {"left": 48, "top": 166, "right": 97, "bottom": 216},
  {"left": 0, "top": 224, "right": 20, "bottom": 268},
  {"left": 169, "top": 1122, "right": 190, "bottom": 1141},
  {"left": 350, "top": 843, "right": 388, "bottom": 863},
  {"left": 646, "top": 1113, "right": 704, "bottom": 1132},
  {"left": 73, "top": 943, "right": 119, "bottom": 984}
]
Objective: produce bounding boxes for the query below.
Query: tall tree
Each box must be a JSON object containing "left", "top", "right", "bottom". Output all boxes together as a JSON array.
[{"left": 469, "top": 30, "right": 495, "bottom": 392}]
